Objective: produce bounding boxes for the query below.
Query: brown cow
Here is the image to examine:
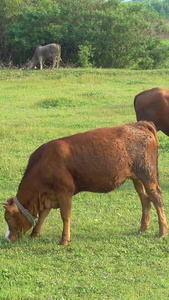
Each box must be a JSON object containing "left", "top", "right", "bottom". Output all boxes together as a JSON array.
[
  {"left": 28, "top": 43, "right": 61, "bottom": 70},
  {"left": 3, "top": 121, "right": 168, "bottom": 245},
  {"left": 134, "top": 87, "right": 169, "bottom": 136}
]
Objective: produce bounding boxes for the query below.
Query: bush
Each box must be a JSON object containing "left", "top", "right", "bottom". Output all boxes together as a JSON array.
[{"left": 78, "top": 45, "right": 93, "bottom": 68}]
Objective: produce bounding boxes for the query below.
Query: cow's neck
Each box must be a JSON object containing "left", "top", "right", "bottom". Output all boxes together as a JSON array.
[
  {"left": 16, "top": 178, "right": 40, "bottom": 218},
  {"left": 15, "top": 166, "right": 59, "bottom": 214}
]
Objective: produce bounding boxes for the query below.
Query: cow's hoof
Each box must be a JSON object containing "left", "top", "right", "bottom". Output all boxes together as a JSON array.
[
  {"left": 159, "top": 232, "right": 168, "bottom": 238},
  {"left": 31, "top": 232, "right": 40, "bottom": 238},
  {"left": 137, "top": 229, "right": 146, "bottom": 235},
  {"left": 60, "top": 239, "right": 69, "bottom": 246}
]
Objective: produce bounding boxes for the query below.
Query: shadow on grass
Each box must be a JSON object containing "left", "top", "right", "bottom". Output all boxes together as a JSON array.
[{"left": 0, "top": 225, "right": 165, "bottom": 253}]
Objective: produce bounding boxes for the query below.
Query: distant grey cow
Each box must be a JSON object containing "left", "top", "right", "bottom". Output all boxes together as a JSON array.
[{"left": 28, "top": 43, "right": 61, "bottom": 70}]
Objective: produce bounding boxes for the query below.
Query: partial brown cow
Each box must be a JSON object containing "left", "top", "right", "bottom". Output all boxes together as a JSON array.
[
  {"left": 3, "top": 121, "right": 168, "bottom": 245},
  {"left": 134, "top": 87, "right": 169, "bottom": 136}
]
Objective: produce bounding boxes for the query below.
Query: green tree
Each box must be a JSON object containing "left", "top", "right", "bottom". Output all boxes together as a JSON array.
[
  {"left": 0, "top": 1, "right": 7, "bottom": 61},
  {"left": 145, "top": 0, "right": 169, "bottom": 19},
  {"left": 1, "top": 0, "right": 168, "bottom": 69},
  {"left": 86, "top": 1, "right": 168, "bottom": 68}
]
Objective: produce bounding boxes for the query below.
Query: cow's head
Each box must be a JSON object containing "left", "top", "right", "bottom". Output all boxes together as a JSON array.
[
  {"left": 3, "top": 198, "right": 32, "bottom": 242},
  {"left": 27, "top": 60, "right": 34, "bottom": 70}
]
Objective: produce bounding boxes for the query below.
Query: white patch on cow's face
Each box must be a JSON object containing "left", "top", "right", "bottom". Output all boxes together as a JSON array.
[{"left": 5, "top": 224, "right": 11, "bottom": 242}]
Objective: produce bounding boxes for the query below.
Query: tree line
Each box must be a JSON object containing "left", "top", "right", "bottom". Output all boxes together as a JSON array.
[
  {"left": 132, "top": 0, "right": 169, "bottom": 19},
  {"left": 0, "top": 0, "right": 169, "bottom": 69}
]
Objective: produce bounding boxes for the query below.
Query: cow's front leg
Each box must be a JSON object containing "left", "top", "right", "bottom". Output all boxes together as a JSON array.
[
  {"left": 39, "top": 56, "right": 43, "bottom": 70},
  {"left": 31, "top": 208, "right": 51, "bottom": 238},
  {"left": 59, "top": 195, "right": 72, "bottom": 245}
]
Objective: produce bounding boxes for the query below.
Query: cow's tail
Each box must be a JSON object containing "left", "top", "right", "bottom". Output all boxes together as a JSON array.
[
  {"left": 134, "top": 94, "right": 143, "bottom": 121},
  {"left": 147, "top": 121, "right": 161, "bottom": 189},
  {"left": 133, "top": 94, "right": 138, "bottom": 109},
  {"left": 133, "top": 91, "right": 145, "bottom": 109},
  {"left": 138, "top": 121, "right": 160, "bottom": 186},
  {"left": 143, "top": 121, "right": 158, "bottom": 144},
  {"left": 134, "top": 89, "right": 157, "bottom": 108}
]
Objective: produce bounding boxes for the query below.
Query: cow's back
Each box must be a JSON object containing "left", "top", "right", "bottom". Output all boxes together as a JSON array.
[{"left": 37, "top": 44, "right": 60, "bottom": 59}]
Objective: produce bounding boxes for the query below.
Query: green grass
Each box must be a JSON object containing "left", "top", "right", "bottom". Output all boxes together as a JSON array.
[{"left": 0, "top": 68, "right": 169, "bottom": 299}]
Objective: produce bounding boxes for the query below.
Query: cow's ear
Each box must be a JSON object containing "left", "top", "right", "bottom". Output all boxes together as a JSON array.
[{"left": 3, "top": 198, "right": 19, "bottom": 213}]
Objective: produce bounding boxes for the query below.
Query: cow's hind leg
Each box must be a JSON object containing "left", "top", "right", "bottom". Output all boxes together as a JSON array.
[
  {"left": 133, "top": 178, "right": 168, "bottom": 237},
  {"left": 133, "top": 179, "right": 151, "bottom": 234},
  {"left": 31, "top": 208, "right": 51, "bottom": 238},
  {"left": 52, "top": 57, "right": 57, "bottom": 69},
  {"left": 144, "top": 181, "right": 168, "bottom": 237}
]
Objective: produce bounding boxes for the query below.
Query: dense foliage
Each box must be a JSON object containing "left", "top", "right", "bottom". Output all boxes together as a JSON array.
[
  {"left": 132, "top": 0, "right": 169, "bottom": 19},
  {"left": 0, "top": 0, "right": 169, "bottom": 69}
]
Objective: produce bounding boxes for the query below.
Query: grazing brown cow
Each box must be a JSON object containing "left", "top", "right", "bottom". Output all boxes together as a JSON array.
[
  {"left": 134, "top": 87, "right": 169, "bottom": 136},
  {"left": 28, "top": 43, "right": 61, "bottom": 70},
  {"left": 3, "top": 121, "right": 168, "bottom": 245}
]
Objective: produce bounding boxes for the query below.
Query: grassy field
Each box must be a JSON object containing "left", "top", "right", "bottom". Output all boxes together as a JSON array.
[{"left": 0, "top": 68, "right": 169, "bottom": 299}]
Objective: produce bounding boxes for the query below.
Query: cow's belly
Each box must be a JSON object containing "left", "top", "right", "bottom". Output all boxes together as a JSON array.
[{"left": 74, "top": 171, "right": 130, "bottom": 194}]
